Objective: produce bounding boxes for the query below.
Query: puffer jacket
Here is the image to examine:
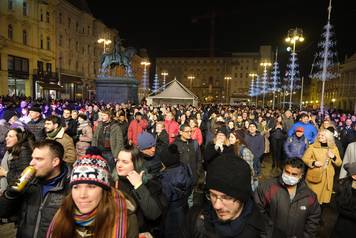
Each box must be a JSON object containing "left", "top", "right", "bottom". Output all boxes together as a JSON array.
[
  {"left": 27, "top": 118, "right": 46, "bottom": 142},
  {"left": 284, "top": 135, "right": 308, "bottom": 159},
  {"left": 254, "top": 177, "right": 321, "bottom": 238},
  {"left": 6, "top": 143, "right": 33, "bottom": 186},
  {"left": 0, "top": 165, "right": 70, "bottom": 238}
]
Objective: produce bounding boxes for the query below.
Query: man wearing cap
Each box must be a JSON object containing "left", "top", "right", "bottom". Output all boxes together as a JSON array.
[
  {"left": 254, "top": 158, "right": 321, "bottom": 238},
  {"left": 27, "top": 105, "right": 46, "bottom": 142},
  {"left": 182, "top": 154, "right": 266, "bottom": 237},
  {"left": 0, "top": 140, "right": 70, "bottom": 238},
  {"left": 288, "top": 113, "right": 318, "bottom": 144},
  {"left": 137, "top": 131, "right": 163, "bottom": 179},
  {"left": 284, "top": 126, "right": 309, "bottom": 160},
  {"left": 128, "top": 112, "right": 148, "bottom": 146},
  {"left": 92, "top": 109, "right": 124, "bottom": 170}
]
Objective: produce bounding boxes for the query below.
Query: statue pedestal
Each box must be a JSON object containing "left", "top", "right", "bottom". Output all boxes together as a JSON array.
[{"left": 95, "top": 75, "right": 138, "bottom": 104}]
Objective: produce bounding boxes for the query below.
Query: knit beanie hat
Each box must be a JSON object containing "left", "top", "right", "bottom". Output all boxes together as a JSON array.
[
  {"left": 70, "top": 154, "right": 110, "bottom": 189},
  {"left": 29, "top": 105, "right": 42, "bottom": 113},
  {"left": 3, "top": 110, "right": 17, "bottom": 122},
  {"left": 344, "top": 162, "right": 356, "bottom": 176},
  {"left": 160, "top": 144, "right": 180, "bottom": 168},
  {"left": 206, "top": 154, "right": 252, "bottom": 202},
  {"left": 137, "top": 132, "right": 156, "bottom": 150}
]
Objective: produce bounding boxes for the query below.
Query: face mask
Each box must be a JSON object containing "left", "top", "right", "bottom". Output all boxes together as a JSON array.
[{"left": 282, "top": 172, "right": 300, "bottom": 186}]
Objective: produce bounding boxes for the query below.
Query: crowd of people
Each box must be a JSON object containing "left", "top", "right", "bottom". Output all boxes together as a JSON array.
[{"left": 0, "top": 95, "right": 356, "bottom": 238}]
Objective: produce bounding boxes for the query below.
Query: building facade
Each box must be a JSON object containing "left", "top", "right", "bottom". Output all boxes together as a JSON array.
[
  {"left": 0, "top": 0, "right": 118, "bottom": 99},
  {"left": 156, "top": 46, "right": 272, "bottom": 103},
  {"left": 0, "top": 0, "right": 57, "bottom": 97}
]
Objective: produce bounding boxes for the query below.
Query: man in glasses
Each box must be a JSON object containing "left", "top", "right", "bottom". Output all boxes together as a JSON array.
[{"left": 182, "top": 154, "right": 266, "bottom": 237}]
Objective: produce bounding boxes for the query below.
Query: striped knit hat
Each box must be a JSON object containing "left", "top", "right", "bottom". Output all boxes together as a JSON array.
[{"left": 70, "top": 155, "right": 110, "bottom": 189}]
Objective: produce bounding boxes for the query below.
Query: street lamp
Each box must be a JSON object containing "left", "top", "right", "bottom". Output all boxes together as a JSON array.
[
  {"left": 187, "top": 75, "right": 195, "bottom": 90},
  {"left": 331, "top": 98, "right": 336, "bottom": 109},
  {"left": 249, "top": 73, "right": 258, "bottom": 106},
  {"left": 97, "top": 38, "right": 112, "bottom": 53},
  {"left": 161, "top": 71, "right": 168, "bottom": 89},
  {"left": 141, "top": 60, "right": 151, "bottom": 95},
  {"left": 224, "top": 76, "right": 232, "bottom": 103},
  {"left": 285, "top": 27, "right": 304, "bottom": 110},
  {"left": 260, "top": 61, "right": 272, "bottom": 108}
]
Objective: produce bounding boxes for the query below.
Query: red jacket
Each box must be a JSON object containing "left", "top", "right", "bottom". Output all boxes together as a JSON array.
[
  {"left": 192, "top": 127, "right": 203, "bottom": 145},
  {"left": 164, "top": 119, "right": 180, "bottom": 144},
  {"left": 128, "top": 119, "right": 148, "bottom": 145}
]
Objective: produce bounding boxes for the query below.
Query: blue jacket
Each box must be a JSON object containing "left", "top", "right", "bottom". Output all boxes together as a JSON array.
[
  {"left": 288, "top": 122, "right": 318, "bottom": 144},
  {"left": 284, "top": 135, "right": 308, "bottom": 159}
]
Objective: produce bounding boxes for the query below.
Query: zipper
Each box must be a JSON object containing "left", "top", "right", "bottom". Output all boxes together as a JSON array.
[{"left": 33, "top": 187, "right": 49, "bottom": 238}]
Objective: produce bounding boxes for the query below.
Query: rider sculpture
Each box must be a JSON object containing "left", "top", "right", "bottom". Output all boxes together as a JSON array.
[{"left": 99, "top": 35, "right": 136, "bottom": 77}]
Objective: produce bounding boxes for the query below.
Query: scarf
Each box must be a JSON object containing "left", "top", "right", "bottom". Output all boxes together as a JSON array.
[
  {"left": 46, "top": 189, "right": 128, "bottom": 238},
  {"left": 47, "top": 126, "right": 62, "bottom": 139}
]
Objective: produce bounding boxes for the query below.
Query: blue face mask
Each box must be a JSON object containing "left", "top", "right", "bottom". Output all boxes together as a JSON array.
[{"left": 282, "top": 172, "right": 300, "bottom": 186}]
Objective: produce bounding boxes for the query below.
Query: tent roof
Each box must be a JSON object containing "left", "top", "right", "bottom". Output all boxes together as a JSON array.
[{"left": 148, "top": 79, "right": 198, "bottom": 100}]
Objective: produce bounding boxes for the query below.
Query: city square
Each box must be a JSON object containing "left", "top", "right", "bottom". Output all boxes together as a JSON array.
[{"left": 0, "top": 0, "right": 356, "bottom": 237}]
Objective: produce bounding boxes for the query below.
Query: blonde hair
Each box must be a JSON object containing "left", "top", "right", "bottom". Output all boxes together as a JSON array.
[{"left": 318, "top": 129, "right": 336, "bottom": 147}]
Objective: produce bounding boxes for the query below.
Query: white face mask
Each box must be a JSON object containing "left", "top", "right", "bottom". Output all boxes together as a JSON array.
[{"left": 282, "top": 172, "right": 300, "bottom": 186}]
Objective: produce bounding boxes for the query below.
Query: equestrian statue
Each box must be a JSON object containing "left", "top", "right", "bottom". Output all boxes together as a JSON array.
[{"left": 99, "top": 35, "right": 137, "bottom": 77}]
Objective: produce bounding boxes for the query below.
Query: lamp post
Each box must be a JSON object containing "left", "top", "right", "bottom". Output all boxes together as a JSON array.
[
  {"left": 97, "top": 38, "right": 112, "bottom": 53},
  {"left": 285, "top": 28, "right": 304, "bottom": 110},
  {"left": 331, "top": 98, "right": 336, "bottom": 109},
  {"left": 161, "top": 71, "right": 168, "bottom": 89},
  {"left": 224, "top": 76, "right": 232, "bottom": 104},
  {"left": 141, "top": 60, "right": 150, "bottom": 96},
  {"left": 188, "top": 75, "right": 195, "bottom": 90},
  {"left": 249, "top": 73, "right": 257, "bottom": 106},
  {"left": 260, "top": 61, "right": 272, "bottom": 108}
]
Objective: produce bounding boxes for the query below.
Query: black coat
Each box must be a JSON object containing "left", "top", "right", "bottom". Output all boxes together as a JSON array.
[
  {"left": 27, "top": 118, "right": 46, "bottom": 142},
  {"left": 0, "top": 166, "right": 70, "bottom": 238},
  {"left": 117, "top": 177, "right": 167, "bottom": 234},
  {"left": 254, "top": 177, "right": 321, "bottom": 238},
  {"left": 182, "top": 199, "right": 266, "bottom": 238},
  {"left": 332, "top": 178, "right": 356, "bottom": 238},
  {"left": 155, "top": 129, "right": 169, "bottom": 154},
  {"left": 6, "top": 144, "right": 33, "bottom": 186}
]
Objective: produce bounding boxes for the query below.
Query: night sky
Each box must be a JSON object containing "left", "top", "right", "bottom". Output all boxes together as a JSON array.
[{"left": 87, "top": 0, "right": 356, "bottom": 79}]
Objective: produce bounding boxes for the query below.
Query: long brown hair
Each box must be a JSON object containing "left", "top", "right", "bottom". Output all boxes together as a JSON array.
[
  {"left": 50, "top": 188, "right": 116, "bottom": 238},
  {"left": 6, "top": 128, "right": 35, "bottom": 160}
]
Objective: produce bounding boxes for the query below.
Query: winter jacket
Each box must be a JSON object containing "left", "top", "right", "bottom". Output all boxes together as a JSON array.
[
  {"left": 62, "top": 118, "right": 77, "bottom": 138},
  {"left": 244, "top": 132, "right": 265, "bottom": 159},
  {"left": 332, "top": 178, "right": 356, "bottom": 238},
  {"left": 160, "top": 162, "right": 193, "bottom": 238},
  {"left": 254, "top": 177, "right": 321, "bottom": 238},
  {"left": 192, "top": 127, "right": 203, "bottom": 146},
  {"left": 164, "top": 119, "right": 179, "bottom": 144},
  {"left": 27, "top": 118, "right": 46, "bottom": 142},
  {"left": 6, "top": 143, "right": 33, "bottom": 187},
  {"left": 340, "top": 142, "right": 356, "bottom": 179},
  {"left": 47, "top": 127, "right": 76, "bottom": 165},
  {"left": 282, "top": 117, "right": 294, "bottom": 133},
  {"left": 75, "top": 122, "right": 93, "bottom": 158},
  {"left": 155, "top": 129, "right": 169, "bottom": 154},
  {"left": 340, "top": 126, "right": 355, "bottom": 151},
  {"left": 0, "top": 166, "right": 70, "bottom": 238},
  {"left": 0, "top": 119, "right": 10, "bottom": 159},
  {"left": 174, "top": 137, "right": 201, "bottom": 184},
  {"left": 182, "top": 199, "right": 266, "bottom": 238},
  {"left": 128, "top": 119, "right": 148, "bottom": 145},
  {"left": 284, "top": 135, "right": 308, "bottom": 159},
  {"left": 160, "top": 162, "right": 193, "bottom": 204},
  {"left": 92, "top": 121, "right": 124, "bottom": 158},
  {"left": 116, "top": 176, "right": 167, "bottom": 234},
  {"left": 288, "top": 122, "right": 318, "bottom": 144},
  {"left": 302, "top": 141, "right": 342, "bottom": 204}
]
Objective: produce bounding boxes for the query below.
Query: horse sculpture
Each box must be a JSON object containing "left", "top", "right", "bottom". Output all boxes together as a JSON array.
[{"left": 99, "top": 36, "right": 137, "bottom": 77}]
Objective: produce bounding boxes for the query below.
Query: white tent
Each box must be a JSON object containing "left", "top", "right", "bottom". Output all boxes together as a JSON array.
[{"left": 146, "top": 79, "right": 199, "bottom": 106}]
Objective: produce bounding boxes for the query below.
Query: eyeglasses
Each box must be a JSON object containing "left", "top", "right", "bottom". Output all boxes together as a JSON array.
[{"left": 205, "top": 192, "right": 237, "bottom": 205}]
